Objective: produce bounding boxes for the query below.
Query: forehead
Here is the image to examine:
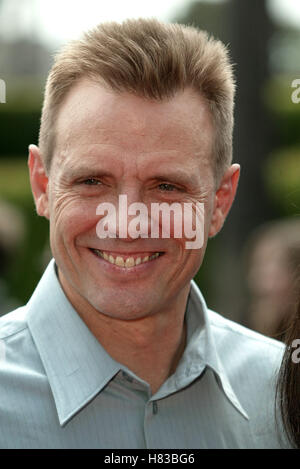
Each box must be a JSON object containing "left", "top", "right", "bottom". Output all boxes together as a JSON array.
[{"left": 54, "top": 79, "right": 214, "bottom": 171}]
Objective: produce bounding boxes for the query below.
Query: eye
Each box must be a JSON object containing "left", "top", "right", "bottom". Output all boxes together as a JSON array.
[
  {"left": 83, "top": 178, "right": 102, "bottom": 186},
  {"left": 158, "top": 183, "right": 177, "bottom": 192}
]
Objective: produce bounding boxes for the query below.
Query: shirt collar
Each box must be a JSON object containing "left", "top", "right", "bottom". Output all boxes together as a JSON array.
[
  {"left": 27, "top": 259, "right": 121, "bottom": 426},
  {"left": 26, "top": 259, "right": 248, "bottom": 426},
  {"left": 187, "top": 281, "right": 249, "bottom": 420}
]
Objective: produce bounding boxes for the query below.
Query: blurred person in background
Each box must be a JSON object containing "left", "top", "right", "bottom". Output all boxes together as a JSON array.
[
  {"left": 0, "top": 18, "right": 291, "bottom": 449},
  {"left": 277, "top": 275, "right": 300, "bottom": 448},
  {"left": 244, "top": 218, "right": 300, "bottom": 341},
  {"left": 0, "top": 200, "right": 24, "bottom": 315}
]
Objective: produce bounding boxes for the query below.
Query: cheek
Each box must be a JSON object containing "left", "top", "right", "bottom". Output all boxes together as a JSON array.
[
  {"left": 178, "top": 242, "right": 205, "bottom": 280},
  {"left": 49, "top": 195, "right": 100, "bottom": 242},
  {"left": 152, "top": 202, "right": 205, "bottom": 241}
]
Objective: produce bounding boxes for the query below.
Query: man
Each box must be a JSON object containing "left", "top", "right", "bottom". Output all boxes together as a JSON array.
[{"left": 0, "top": 18, "right": 288, "bottom": 449}]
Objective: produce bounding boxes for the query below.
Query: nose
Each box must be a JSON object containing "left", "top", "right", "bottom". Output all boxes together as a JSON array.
[
  {"left": 96, "top": 186, "right": 152, "bottom": 242},
  {"left": 116, "top": 186, "right": 151, "bottom": 241}
]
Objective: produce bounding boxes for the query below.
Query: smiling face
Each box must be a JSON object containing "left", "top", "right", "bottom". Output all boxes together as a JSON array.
[{"left": 29, "top": 79, "right": 239, "bottom": 320}]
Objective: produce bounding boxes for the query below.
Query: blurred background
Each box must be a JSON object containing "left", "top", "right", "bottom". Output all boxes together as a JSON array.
[{"left": 0, "top": 0, "right": 299, "bottom": 340}]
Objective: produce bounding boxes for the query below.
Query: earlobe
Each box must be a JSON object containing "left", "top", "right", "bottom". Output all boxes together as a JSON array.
[
  {"left": 28, "top": 145, "right": 50, "bottom": 219},
  {"left": 208, "top": 164, "right": 240, "bottom": 238}
]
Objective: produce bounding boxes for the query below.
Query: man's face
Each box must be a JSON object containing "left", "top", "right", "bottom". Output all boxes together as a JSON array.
[{"left": 30, "top": 80, "right": 237, "bottom": 320}]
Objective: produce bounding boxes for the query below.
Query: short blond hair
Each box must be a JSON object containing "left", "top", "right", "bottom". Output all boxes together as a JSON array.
[{"left": 39, "top": 18, "right": 235, "bottom": 182}]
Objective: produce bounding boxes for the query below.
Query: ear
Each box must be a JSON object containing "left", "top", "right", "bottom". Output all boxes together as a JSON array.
[
  {"left": 28, "top": 144, "right": 50, "bottom": 219},
  {"left": 209, "top": 164, "right": 240, "bottom": 238}
]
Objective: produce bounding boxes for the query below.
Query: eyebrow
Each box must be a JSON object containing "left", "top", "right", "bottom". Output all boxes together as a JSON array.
[
  {"left": 65, "top": 165, "right": 199, "bottom": 187},
  {"left": 66, "top": 167, "right": 114, "bottom": 180},
  {"left": 149, "top": 170, "right": 199, "bottom": 187}
]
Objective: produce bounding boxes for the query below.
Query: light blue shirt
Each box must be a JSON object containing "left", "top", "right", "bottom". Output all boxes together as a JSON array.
[{"left": 0, "top": 259, "right": 289, "bottom": 448}]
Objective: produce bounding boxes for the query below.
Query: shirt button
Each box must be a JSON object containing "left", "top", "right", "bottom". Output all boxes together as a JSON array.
[{"left": 122, "top": 371, "right": 133, "bottom": 382}]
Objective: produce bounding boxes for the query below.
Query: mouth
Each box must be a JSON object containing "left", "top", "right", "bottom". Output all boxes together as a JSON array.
[{"left": 90, "top": 249, "right": 164, "bottom": 268}]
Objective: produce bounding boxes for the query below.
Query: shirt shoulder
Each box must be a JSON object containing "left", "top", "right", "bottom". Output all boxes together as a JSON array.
[
  {"left": 0, "top": 306, "right": 28, "bottom": 339},
  {"left": 205, "top": 309, "right": 292, "bottom": 448},
  {"left": 0, "top": 306, "right": 41, "bottom": 372},
  {"left": 208, "top": 308, "right": 284, "bottom": 348},
  {"left": 207, "top": 308, "right": 285, "bottom": 376}
]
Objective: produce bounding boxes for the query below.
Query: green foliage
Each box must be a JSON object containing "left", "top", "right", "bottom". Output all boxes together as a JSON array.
[
  {"left": 0, "top": 108, "right": 41, "bottom": 158},
  {"left": 264, "top": 76, "right": 300, "bottom": 147},
  {"left": 0, "top": 77, "right": 43, "bottom": 158},
  {"left": 263, "top": 76, "right": 300, "bottom": 216},
  {"left": 0, "top": 81, "right": 47, "bottom": 308},
  {"left": 0, "top": 157, "right": 31, "bottom": 196},
  {"left": 264, "top": 147, "right": 300, "bottom": 215},
  {"left": 0, "top": 158, "right": 49, "bottom": 305}
]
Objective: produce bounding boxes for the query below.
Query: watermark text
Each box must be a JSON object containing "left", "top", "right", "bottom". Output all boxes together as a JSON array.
[
  {"left": 291, "top": 339, "right": 300, "bottom": 363},
  {"left": 96, "top": 195, "right": 205, "bottom": 249},
  {"left": 291, "top": 79, "right": 300, "bottom": 104},
  {"left": 0, "top": 79, "right": 6, "bottom": 104}
]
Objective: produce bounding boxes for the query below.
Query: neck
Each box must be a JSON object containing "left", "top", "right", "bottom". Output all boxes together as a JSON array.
[
  {"left": 82, "top": 302, "right": 188, "bottom": 395},
  {"left": 91, "top": 311, "right": 188, "bottom": 394},
  {"left": 60, "top": 273, "right": 190, "bottom": 394}
]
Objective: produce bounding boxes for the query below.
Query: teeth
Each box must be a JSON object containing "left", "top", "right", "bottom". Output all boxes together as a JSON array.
[
  {"left": 115, "top": 256, "right": 125, "bottom": 267},
  {"left": 93, "top": 250, "right": 161, "bottom": 268},
  {"left": 150, "top": 253, "right": 159, "bottom": 260},
  {"left": 125, "top": 257, "right": 135, "bottom": 267}
]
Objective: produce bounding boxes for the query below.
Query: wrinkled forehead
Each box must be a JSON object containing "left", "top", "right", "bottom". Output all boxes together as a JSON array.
[{"left": 54, "top": 79, "right": 215, "bottom": 156}]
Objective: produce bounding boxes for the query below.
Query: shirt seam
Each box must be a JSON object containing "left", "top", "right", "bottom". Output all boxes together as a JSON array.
[{"left": 0, "top": 324, "right": 28, "bottom": 340}]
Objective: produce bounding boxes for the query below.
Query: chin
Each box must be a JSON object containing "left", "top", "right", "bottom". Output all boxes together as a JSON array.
[{"left": 89, "top": 291, "right": 158, "bottom": 320}]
